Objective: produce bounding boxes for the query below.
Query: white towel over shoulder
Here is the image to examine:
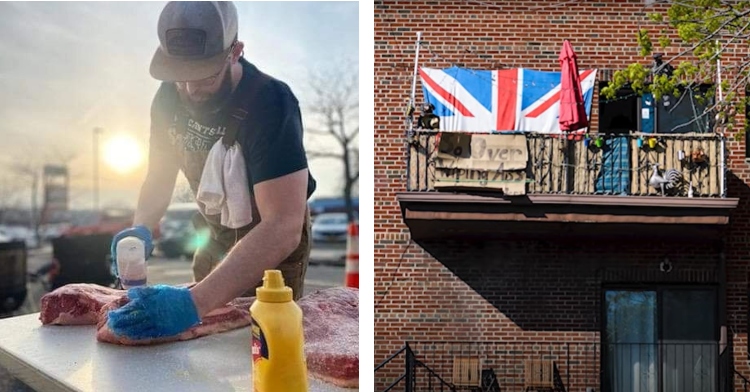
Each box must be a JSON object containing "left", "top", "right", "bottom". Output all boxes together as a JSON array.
[{"left": 196, "top": 139, "right": 253, "bottom": 229}]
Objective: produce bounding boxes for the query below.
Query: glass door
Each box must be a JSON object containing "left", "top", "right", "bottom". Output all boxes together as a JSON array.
[
  {"left": 604, "top": 288, "right": 718, "bottom": 392},
  {"left": 605, "top": 291, "right": 658, "bottom": 392}
]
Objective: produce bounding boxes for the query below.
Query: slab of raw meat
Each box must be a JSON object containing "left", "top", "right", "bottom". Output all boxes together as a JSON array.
[
  {"left": 39, "top": 283, "right": 123, "bottom": 325},
  {"left": 298, "top": 287, "right": 359, "bottom": 388},
  {"left": 39, "top": 283, "right": 194, "bottom": 325},
  {"left": 95, "top": 296, "right": 254, "bottom": 346}
]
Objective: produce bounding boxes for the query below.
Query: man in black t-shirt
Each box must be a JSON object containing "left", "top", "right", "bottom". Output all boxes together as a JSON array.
[{"left": 106, "top": 1, "right": 316, "bottom": 340}]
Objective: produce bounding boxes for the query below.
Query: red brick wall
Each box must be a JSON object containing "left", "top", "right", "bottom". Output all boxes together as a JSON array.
[{"left": 374, "top": 0, "right": 750, "bottom": 389}]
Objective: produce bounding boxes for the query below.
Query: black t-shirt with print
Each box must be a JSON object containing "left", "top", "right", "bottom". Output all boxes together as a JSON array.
[{"left": 148, "top": 58, "right": 316, "bottom": 199}]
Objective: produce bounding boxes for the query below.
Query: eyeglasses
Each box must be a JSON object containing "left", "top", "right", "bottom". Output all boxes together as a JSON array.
[{"left": 176, "top": 41, "right": 237, "bottom": 89}]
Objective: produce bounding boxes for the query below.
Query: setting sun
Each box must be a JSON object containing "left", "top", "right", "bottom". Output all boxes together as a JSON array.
[{"left": 102, "top": 135, "right": 144, "bottom": 174}]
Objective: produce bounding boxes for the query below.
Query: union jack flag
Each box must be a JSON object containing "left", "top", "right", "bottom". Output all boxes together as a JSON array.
[{"left": 419, "top": 66, "right": 597, "bottom": 134}]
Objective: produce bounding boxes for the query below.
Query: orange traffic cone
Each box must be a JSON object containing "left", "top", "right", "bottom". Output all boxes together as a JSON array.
[{"left": 344, "top": 221, "right": 359, "bottom": 288}]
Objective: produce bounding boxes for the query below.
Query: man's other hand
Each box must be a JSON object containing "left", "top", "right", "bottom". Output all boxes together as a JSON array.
[{"left": 110, "top": 225, "right": 154, "bottom": 276}]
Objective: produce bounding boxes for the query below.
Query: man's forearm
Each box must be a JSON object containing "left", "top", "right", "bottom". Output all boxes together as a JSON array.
[
  {"left": 189, "top": 219, "right": 301, "bottom": 317},
  {"left": 132, "top": 173, "right": 177, "bottom": 231}
]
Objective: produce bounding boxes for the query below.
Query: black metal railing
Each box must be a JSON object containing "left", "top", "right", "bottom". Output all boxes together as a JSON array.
[
  {"left": 406, "top": 131, "right": 727, "bottom": 198},
  {"left": 375, "top": 345, "right": 409, "bottom": 391},
  {"left": 400, "top": 340, "right": 737, "bottom": 392},
  {"left": 412, "top": 357, "right": 457, "bottom": 392},
  {"left": 375, "top": 343, "right": 456, "bottom": 392}
]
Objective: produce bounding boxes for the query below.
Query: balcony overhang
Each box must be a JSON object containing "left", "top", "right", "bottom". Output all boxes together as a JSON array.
[{"left": 397, "top": 192, "right": 740, "bottom": 241}]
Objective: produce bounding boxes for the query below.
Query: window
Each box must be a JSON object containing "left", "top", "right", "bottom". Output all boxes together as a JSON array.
[
  {"left": 655, "top": 84, "right": 714, "bottom": 134},
  {"left": 598, "top": 83, "right": 714, "bottom": 134}
]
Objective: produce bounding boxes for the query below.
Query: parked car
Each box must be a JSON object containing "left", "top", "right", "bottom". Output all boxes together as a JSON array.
[
  {"left": 308, "top": 197, "right": 358, "bottom": 217},
  {"left": 157, "top": 202, "right": 206, "bottom": 259},
  {"left": 0, "top": 225, "right": 38, "bottom": 248},
  {"left": 0, "top": 231, "right": 12, "bottom": 243},
  {"left": 39, "top": 223, "right": 72, "bottom": 242},
  {"left": 311, "top": 212, "right": 355, "bottom": 243}
]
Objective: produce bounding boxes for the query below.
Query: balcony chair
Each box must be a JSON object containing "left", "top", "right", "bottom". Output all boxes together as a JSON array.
[
  {"left": 453, "top": 355, "right": 482, "bottom": 391},
  {"left": 524, "top": 359, "right": 554, "bottom": 391}
]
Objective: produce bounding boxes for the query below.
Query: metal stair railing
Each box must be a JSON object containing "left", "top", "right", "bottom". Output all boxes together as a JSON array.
[{"left": 375, "top": 343, "right": 456, "bottom": 392}]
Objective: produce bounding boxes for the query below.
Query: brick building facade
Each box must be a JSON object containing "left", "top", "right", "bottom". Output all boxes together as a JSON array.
[{"left": 374, "top": 1, "right": 750, "bottom": 391}]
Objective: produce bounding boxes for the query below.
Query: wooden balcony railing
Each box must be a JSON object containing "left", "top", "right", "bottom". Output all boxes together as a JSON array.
[{"left": 406, "top": 131, "right": 727, "bottom": 198}]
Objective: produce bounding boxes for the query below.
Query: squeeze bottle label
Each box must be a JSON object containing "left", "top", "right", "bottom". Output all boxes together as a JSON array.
[{"left": 251, "top": 318, "right": 269, "bottom": 363}]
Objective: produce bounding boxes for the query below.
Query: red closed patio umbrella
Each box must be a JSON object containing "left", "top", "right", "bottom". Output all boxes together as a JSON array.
[{"left": 558, "top": 40, "right": 589, "bottom": 132}]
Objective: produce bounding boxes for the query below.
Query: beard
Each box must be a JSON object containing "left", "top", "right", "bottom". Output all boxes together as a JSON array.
[{"left": 177, "top": 65, "right": 234, "bottom": 118}]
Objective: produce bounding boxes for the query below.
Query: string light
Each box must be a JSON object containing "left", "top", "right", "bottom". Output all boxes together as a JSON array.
[{"left": 424, "top": 159, "right": 720, "bottom": 173}]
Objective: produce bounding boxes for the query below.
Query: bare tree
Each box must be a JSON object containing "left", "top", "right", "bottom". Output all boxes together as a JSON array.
[{"left": 306, "top": 61, "right": 359, "bottom": 222}]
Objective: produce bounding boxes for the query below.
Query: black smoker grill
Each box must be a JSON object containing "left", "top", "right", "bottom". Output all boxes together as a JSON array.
[
  {"left": 0, "top": 240, "right": 27, "bottom": 313},
  {"left": 51, "top": 233, "right": 116, "bottom": 290}
]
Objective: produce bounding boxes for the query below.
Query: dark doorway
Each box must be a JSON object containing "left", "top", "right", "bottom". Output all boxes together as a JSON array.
[{"left": 598, "top": 82, "right": 639, "bottom": 134}]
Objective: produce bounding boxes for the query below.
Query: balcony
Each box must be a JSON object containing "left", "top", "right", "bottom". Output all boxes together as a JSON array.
[
  {"left": 393, "top": 341, "right": 739, "bottom": 392},
  {"left": 397, "top": 131, "right": 739, "bottom": 242},
  {"left": 406, "top": 131, "right": 726, "bottom": 197}
]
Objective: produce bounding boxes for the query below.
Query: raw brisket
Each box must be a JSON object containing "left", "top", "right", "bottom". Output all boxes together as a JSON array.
[
  {"left": 39, "top": 283, "right": 123, "bottom": 325},
  {"left": 298, "top": 287, "right": 359, "bottom": 388}
]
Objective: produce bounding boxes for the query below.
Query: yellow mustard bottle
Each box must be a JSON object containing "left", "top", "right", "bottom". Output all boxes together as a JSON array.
[{"left": 250, "top": 270, "right": 308, "bottom": 392}]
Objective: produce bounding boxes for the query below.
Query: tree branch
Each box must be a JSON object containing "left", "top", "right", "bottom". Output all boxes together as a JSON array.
[{"left": 659, "top": 13, "right": 744, "bottom": 73}]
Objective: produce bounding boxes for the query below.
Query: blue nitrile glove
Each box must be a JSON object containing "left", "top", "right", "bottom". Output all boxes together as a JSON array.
[
  {"left": 110, "top": 225, "right": 154, "bottom": 277},
  {"left": 106, "top": 284, "right": 200, "bottom": 340}
]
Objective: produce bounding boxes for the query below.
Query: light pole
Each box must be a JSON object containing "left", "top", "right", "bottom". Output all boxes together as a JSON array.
[{"left": 93, "top": 127, "right": 104, "bottom": 212}]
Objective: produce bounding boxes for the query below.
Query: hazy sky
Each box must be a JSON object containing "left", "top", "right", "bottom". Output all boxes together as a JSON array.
[{"left": 0, "top": 1, "right": 359, "bottom": 210}]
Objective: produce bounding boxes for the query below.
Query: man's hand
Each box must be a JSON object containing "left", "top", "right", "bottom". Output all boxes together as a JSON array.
[
  {"left": 110, "top": 225, "right": 154, "bottom": 276},
  {"left": 107, "top": 285, "right": 200, "bottom": 340}
]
